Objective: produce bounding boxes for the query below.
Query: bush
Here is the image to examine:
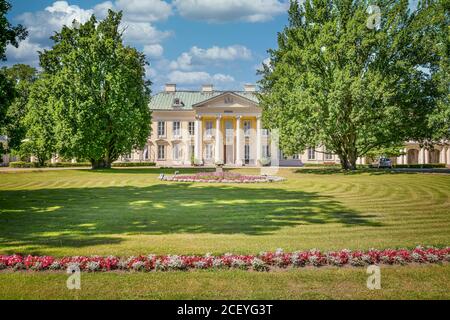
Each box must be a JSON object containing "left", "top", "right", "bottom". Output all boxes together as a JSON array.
[
  {"left": 45, "top": 162, "right": 91, "bottom": 167},
  {"left": 302, "top": 163, "right": 340, "bottom": 167},
  {"left": 9, "top": 162, "right": 39, "bottom": 168},
  {"left": 393, "top": 163, "right": 446, "bottom": 169},
  {"left": 112, "top": 162, "right": 156, "bottom": 167}
]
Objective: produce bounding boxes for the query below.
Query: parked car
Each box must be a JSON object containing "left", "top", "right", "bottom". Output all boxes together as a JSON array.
[{"left": 372, "top": 157, "right": 393, "bottom": 168}]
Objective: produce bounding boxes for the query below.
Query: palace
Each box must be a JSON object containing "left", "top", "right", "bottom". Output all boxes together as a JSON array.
[
  {"left": 1, "top": 83, "right": 449, "bottom": 167},
  {"left": 119, "top": 84, "right": 450, "bottom": 167}
]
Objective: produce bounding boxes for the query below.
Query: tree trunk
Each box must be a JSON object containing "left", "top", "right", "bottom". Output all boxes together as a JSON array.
[
  {"left": 347, "top": 151, "right": 358, "bottom": 170},
  {"left": 91, "top": 159, "right": 112, "bottom": 169},
  {"left": 338, "top": 150, "right": 358, "bottom": 170},
  {"left": 339, "top": 152, "right": 349, "bottom": 170}
]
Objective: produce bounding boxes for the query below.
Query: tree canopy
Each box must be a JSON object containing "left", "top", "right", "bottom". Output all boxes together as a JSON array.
[
  {"left": 1, "top": 64, "right": 37, "bottom": 154},
  {"left": 30, "top": 10, "right": 151, "bottom": 168},
  {"left": 258, "top": 0, "right": 449, "bottom": 169},
  {"left": 0, "top": 0, "right": 27, "bottom": 155}
]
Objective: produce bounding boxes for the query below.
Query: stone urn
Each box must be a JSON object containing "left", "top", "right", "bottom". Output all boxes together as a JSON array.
[{"left": 215, "top": 161, "right": 224, "bottom": 173}]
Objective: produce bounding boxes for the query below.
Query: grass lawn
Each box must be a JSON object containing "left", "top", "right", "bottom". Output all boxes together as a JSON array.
[{"left": 0, "top": 168, "right": 449, "bottom": 299}]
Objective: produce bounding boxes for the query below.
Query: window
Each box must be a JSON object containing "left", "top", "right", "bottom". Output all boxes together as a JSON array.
[
  {"left": 262, "top": 145, "right": 271, "bottom": 158},
  {"left": 244, "top": 120, "right": 251, "bottom": 137},
  {"left": 157, "top": 121, "right": 165, "bottom": 137},
  {"left": 262, "top": 129, "right": 269, "bottom": 137},
  {"left": 205, "top": 144, "right": 213, "bottom": 160},
  {"left": 157, "top": 145, "right": 165, "bottom": 160},
  {"left": 188, "top": 122, "right": 195, "bottom": 136},
  {"left": 293, "top": 154, "right": 299, "bottom": 160},
  {"left": 143, "top": 145, "right": 149, "bottom": 160},
  {"left": 245, "top": 144, "right": 250, "bottom": 164},
  {"left": 173, "top": 121, "right": 181, "bottom": 137},
  {"left": 325, "top": 152, "right": 333, "bottom": 160},
  {"left": 308, "top": 147, "right": 316, "bottom": 160},
  {"left": 172, "top": 143, "right": 182, "bottom": 160},
  {"left": 173, "top": 98, "right": 184, "bottom": 107},
  {"left": 205, "top": 121, "right": 213, "bottom": 137}
]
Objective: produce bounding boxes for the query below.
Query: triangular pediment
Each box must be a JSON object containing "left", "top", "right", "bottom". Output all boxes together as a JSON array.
[{"left": 192, "top": 92, "right": 258, "bottom": 109}]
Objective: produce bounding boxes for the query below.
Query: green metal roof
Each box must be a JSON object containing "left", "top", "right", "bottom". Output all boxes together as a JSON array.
[{"left": 149, "top": 91, "right": 259, "bottom": 110}]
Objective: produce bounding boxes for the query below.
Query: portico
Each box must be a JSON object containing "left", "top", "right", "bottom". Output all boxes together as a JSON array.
[{"left": 191, "top": 90, "right": 263, "bottom": 166}]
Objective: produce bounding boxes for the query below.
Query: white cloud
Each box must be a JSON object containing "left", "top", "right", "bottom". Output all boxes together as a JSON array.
[
  {"left": 190, "top": 45, "right": 252, "bottom": 60},
  {"left": 5, "top": 39, "right": 47, "bottom": 67},
  {"left": 10, "top": 1, "right": 172, "bottom": 69},
  {"left": 121, "top": 21, "right": 171, "bottom": 45},
  {"left": 145, "top": 65, "right": 157, "bottom": 78},
  {"left": 17, "top": 1, "right": 94, "bottom": 41},
  {"left": 114, "top": 0, "right": 172, "bottom": 22},
  {"left": 169, "top": 52, "right": 193, "bottom": 70},
  {"left": 169, "top": 45, "right": 252, "bottom": 70},
  {"left": 168, "top": 71, "right": 234, "bottom": 84},
  {"left": 173, "top": 0, "right": 288, "bottom": 23},
  {"left": 143, "top": 44, "right": 164, "bottom": 58}
]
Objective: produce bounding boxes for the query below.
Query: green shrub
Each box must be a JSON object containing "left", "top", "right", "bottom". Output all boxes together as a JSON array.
[
  {"left": 302, "top": 163, "right": 340, "bottom": 167},
  {"left": 112, "top": 162, "right": 156, "bottom": 167},
  {"left": 45, "top": 162, "right": 91, "bottom": 167},
  {"left": 393, "top": 163, "right": 447, "bottom": 169},
  {"left": 9, "top": 162, "right": 39, "bottom": 168}
]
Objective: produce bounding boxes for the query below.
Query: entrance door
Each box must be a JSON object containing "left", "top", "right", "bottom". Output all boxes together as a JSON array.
[
  {"left": 244, "top": 144, "right": 250, "bottom": 165},
  {"left": 224, "top": 120, "right": 234, "bottom": 164}
]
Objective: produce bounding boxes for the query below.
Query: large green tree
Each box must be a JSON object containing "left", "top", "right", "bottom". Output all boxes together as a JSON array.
[
  {"left": 37, "top": 10, "right": 151, "bottom": 169},
  {"left": 427, "top": 0, "right": 449, "bottom": 142},
  {"left": 1, "top": 64, "right": 37, "bottom": 154},
  {"left": 259, "top": 0, "right": 447, "bottom": 169},
  {"left": 22, "top": 76, "right": 56, "bottom": 166},
  {"left": 0, "top": 0, "right": 27, "bottom": 155}
]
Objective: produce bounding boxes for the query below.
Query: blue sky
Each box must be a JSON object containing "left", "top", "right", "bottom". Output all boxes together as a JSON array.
[{"left": 5, "top": 0, "right": 289, "bottom": 92}]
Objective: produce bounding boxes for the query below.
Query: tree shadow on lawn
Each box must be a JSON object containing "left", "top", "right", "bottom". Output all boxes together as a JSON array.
[
  {"left": 293, "top": 168, "right": 419, "bottom": 175},
  {"left": 0, "top": 184, "right": 382, "bottom": 254}
]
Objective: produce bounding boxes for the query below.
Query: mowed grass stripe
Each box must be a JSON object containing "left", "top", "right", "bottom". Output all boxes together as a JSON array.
[{"left": 0, "top": 168, "right": 449, "bottom": 257}]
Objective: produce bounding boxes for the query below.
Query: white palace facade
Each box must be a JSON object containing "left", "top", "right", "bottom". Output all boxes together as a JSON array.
[
  {"left": 2, "top": 84, "right": 449, "bottom": 167},
  {"left": 120, "top": 84, "right": 450, "bottom": 168}
]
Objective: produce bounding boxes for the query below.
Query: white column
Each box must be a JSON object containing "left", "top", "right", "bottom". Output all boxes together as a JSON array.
[
  {"left": 447, "top": 147, "right": 450, "bottom": 165},
  {"left": 256, "top": 116, "right": 262, "bottom": 166},
  {"left": 235, "top": 116, "right": 243, "bottom": 166},
  {"left": 183, "top": 122, "right": 191, "bottom": 165},
  {"left": 425, "top": 149, "right": 430, "bottom": 164},
  {"left": 194, "top": 116, "right": 202, "bottom": 165},
  {"left": 419, "top": 148, "right": 425, "bottom": 164},
  {"left": 215, "top": 115, "right": 222, "bottom": 163}
]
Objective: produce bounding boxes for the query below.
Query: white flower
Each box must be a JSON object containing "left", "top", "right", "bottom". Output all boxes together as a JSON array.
[
  {"left": 86, "top": 261, "right": 101, "bottom": 272},
  {"left": 166, "top": 255, "right": 187, "bottom": 270},
  {"left": 131, "top": 261, "right": 146, "bottom": 271},
  {"left": 251, "top": 258, "right": 269, "bottom": 272}
]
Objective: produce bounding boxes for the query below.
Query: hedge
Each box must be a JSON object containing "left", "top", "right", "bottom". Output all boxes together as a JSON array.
[
  {"left": 46, "top": 162, "right": 91, "bottom": 167},
  {"left": 393, "top": 163, "right": 447, "bottom": 169},
  {"left": 9, "top": 161, "right": 157, "bottom": 168},
  {"left": 8, "top": 161, "right": 40, "bottom": 168},
  {"left": 112, "top": 162, "right": 156, "bottom": 167}
]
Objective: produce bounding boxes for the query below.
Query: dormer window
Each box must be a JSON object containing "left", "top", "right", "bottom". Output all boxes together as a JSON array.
[{"left": 173, "top": 98, "right": 184, "bottom": 107}]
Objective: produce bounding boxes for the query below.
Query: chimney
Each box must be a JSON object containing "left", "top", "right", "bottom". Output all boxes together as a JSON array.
[
  {"left": 244, "top": 84, "right": 256, "bottom": 92},
  {"left": 202, "top": 84, "right": 214, "bottom": 93},
  {"left": 165, "top": 84, "right": 176, "bottom": 93}
]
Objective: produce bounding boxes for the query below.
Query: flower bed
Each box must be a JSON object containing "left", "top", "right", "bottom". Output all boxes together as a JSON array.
[
  {"left": 0, "top": 247, "right": 448, "bottom": 273},
  {"left": 165, "top": 172, "right": 285, "bottom": 183}
]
